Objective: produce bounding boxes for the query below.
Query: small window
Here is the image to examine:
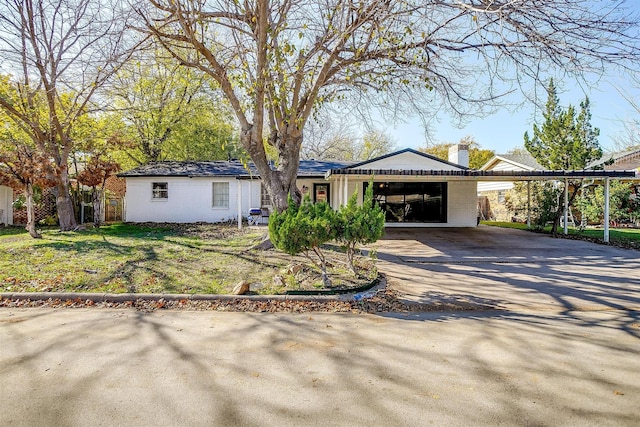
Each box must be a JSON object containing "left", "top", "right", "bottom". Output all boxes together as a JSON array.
[
  {"left": 152, "top": 182, "right": 168, "bottom": 199},
  {"left": 497, "top": 190, "right": 506, "bottom": 204},
  {"left": 212, "top": 182, "right": 229, "bottom": 208}
]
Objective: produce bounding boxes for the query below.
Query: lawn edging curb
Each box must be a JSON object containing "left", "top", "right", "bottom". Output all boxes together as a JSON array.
[{"left": 0, "top": 291, "right": 342, "bottom": 303}]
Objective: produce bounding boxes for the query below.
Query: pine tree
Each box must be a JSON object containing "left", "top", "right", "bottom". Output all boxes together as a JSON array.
[{"left": 524, "top": 79, "right": 603, "bottom": 233}]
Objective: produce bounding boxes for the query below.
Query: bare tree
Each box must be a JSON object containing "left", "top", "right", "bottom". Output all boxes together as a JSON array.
[
  {"left": 0, "top": 0, "right": 136, "bottom": 230},
  {"left": 140, "top": 0, "right": 640, "bottom": 211},
  {"left": 613, "top": 72, "right": 640, "bottom": 150},
  {"left": 301, "top": 113, "right": 357, "bottom": 160}
]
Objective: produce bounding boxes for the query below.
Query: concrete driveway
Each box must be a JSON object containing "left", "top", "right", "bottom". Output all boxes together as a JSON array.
[{"left": 373, "top": 226, "right": 640, "bottom": 312}]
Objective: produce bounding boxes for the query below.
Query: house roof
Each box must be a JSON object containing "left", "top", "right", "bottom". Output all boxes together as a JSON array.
[
  {"left": 587, "top": 147, "right": 640, "bottom": 169},
  {"left": 481, "top": 153, "right": 544, "bottom": 171},
  {"left": 326, "top": 168, "right": 639, "bottom": 181},
  {"left": 344, "top": 148, "right": 468, "bottom": 170},
  {"left": 118, "top": 159, "right": 354, "bottom": 178}
]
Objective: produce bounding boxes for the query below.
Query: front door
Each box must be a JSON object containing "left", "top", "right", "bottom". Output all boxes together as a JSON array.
[{"left": 314, "top": 183, "right": 330, "bottom": 204}]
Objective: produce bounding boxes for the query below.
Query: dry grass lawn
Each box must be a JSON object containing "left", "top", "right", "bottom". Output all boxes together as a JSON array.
[{"left": 0, "top": 223, "right": 376, "bottom": 295}]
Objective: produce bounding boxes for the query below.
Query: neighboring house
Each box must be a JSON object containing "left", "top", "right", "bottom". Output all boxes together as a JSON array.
[
  {"left": 588, "top": 147, "right": 640, "bottom": 171},
  {"left": 12, "top": 187, "right": 57, "bottom": 226},
  {"left": 0, "top": 185, "right": 13, "bottom": 226},
  {"left": 477, "top": 153, "right": 544, "bottom": 221},
  {"left": 119, "top": 146, "right": 479, "bottom": 227}
]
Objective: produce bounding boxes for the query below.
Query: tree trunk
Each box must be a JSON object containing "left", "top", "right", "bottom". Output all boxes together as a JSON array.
[
  {"left": 24, "top": 184, "right": 41, "bottom": 239},
  {"left": 55, "top": 170, "right": 77, "bottom": 231},
  {"left": 242, "top": 130, "right": 303, "bottom": 213},
  {"left": 92, "top": 188, "right": 103, "bottom": 227}
]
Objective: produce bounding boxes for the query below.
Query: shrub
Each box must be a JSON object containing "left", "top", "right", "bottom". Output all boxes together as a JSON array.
[
  {"left": 269, "top": 195, "right": 339, "bottom": 286},
  {"left": 337, "top": 182, "right": 385, "bottom": 275}
]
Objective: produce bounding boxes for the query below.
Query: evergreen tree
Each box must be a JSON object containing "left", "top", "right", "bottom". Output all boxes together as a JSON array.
[
  {"left": 525, "top": 79, "right": 602, "bottom": 170},
  {"left": 523, "top": 79, "right": 603, "bottom": 233}
]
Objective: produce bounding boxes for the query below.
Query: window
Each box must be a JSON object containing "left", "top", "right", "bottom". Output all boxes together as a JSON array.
[
  {"left": 314, "top": 183, "right": 330, "bottom": 203},
  {"left": 260, "top": 184, "right": 271, "bottom": 208},
  {"left": 152, "top": 182, "right": 168, "bottom": 199},
  {"left": 367, "top": 182, "right": 447, "bottom": 223},
  {"left": 212, "top": 182, "right": 229, "bottom": 208},
  {"left": 497, "top": 190, "right": 506, "bottom": 204}
]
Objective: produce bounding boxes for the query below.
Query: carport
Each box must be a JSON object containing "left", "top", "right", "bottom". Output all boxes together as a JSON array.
[{"left": 327, "top": 167, "right": 640, "bottom": 242}]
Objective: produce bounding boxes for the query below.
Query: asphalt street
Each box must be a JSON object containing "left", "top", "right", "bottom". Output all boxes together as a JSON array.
[{"left": 1, "top": 308, "right": 639, "bottom": 426}]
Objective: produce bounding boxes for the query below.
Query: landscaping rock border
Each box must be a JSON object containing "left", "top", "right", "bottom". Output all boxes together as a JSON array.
[{"left": 0, "top": 278, "right": 498, "bottom": 313}]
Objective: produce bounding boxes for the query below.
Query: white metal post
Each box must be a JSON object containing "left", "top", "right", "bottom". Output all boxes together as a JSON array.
[
  {"left": 604, "top": 177, "right": 610, "bottom": 243},
  {"left": 237, "top": 180, "right": 243, "bottom": 230},
  {"left": 343, "top": 175, "right": 349, "bottom": 207},
  {"left": 527, "top": 181, "right": 531, "bottom": 228},
  {"left": 563, "top": 178, "right": 569, "bottom": 235}
]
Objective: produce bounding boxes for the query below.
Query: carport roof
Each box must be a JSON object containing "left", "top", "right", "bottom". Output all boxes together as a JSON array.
[{"left": 325, "top": 168, "right": 640, "bottom": 181}]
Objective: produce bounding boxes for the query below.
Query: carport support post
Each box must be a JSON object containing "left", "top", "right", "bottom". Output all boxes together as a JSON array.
[
  {"left": 527, "top": 181, "right": 531, "bottom": 228},
  {"left": 604, "top": 177, "right": 610, "bottom": 243},
  {"left": 237, "top": 180, "right": 242, "bottom": 230},
  {"left": 563, "top": 178, "right": 568, "bottom": 235},
  {"left": 343, "top": 175, "right": 349, "bottom": 206}
]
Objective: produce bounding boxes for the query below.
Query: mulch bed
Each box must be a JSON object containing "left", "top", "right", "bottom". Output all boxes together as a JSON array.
[{"left": 0, "top": 288, "right": 493, "bottom": 313}]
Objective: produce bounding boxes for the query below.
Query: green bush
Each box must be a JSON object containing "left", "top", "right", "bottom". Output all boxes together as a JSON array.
[
  {"left": 269, "top": 195, "right": 339, "bottom": 286},
  {"left": 337, "top": 182, "right": 385, "bottom": 275}
]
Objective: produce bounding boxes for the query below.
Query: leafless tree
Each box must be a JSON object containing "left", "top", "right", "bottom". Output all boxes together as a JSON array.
[
  {"left": 301, "top": 113, "right": 357, "bottom": 160},
  {"left": 302, "top": 116, "right": 396, "bottom": 161},
  {"left": 613, "top": 71, "right": 640, "bottom": 150},
  {"left": 140, "top": 0, "right": 640, "bottom": 211},
  {"left": 0, "top": 0, "right": 137, "bottom": 230}
]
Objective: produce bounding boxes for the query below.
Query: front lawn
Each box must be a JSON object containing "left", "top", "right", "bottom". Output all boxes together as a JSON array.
[
  {"left": 481, "top": 221, "right": 640, "bottom": 249},
  {"left": 0, "top": 223, "right": 376, "bottom": 294}
]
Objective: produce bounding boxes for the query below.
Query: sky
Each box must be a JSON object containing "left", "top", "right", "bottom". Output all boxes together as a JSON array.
[{"left": 383, "top": 72, "right": 640, "bottom": 155}]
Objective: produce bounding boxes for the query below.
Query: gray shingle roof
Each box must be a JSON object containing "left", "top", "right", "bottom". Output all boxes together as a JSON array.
[
  {"left": 118, "top": 160, "right": 354, "bottom": 178},
  {"left": 495, "top": 153, "right": 544, "bottom": 170},
  {"left": 586, "top": 147, "right": 640, "bottom": 169}
]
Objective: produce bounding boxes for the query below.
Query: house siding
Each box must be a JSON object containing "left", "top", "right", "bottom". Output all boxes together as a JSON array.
[
  {"left": 447, "top": 181, "right": 479, "bottom": 227},
  {"left": 125, "top": 177, "right": 260, "bottom": 223},
  {"left": 357, "top": 151, "right": 462, "bottom": 171},
  {"left": 0, "top": 185, "right": 13, "bottom": 226},
  {"left": 124, "top": 177, "right": 337, "bottom": 223}
]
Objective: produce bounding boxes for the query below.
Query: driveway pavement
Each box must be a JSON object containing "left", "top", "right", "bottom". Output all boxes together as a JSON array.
[{"left": 373, "top": 226, "right": 640, "bottom": 312}]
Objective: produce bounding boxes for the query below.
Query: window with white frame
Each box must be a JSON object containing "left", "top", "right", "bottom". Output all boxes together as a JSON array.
[
  {"left": 260, "top": 183, "right": 272, "bottom": 208},
  {"left": 212, "top": 182, "right": 229, "bottom": 208},
  {"left": 152, "top": 182, "right": 168, "bottom": 199}
]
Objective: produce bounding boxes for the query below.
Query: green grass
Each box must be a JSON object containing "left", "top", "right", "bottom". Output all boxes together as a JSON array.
[
  {"left": 0, "top": 223, "right": 374, "bottom": 294},
  {"left": 481, "top": 221, "right": 640, "bottom": 247}
]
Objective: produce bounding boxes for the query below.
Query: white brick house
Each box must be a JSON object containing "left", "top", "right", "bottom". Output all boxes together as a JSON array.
[{"left": 119, "top": 147, "right": 480, "bottom": 227}]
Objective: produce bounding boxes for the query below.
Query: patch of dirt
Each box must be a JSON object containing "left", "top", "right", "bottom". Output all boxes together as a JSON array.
[{"left": 132, "top": 222, "right": 246, "bottom": 240}]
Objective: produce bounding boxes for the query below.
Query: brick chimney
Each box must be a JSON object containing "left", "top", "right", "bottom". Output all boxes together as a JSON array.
[{"left": 448, "top": 143, "right": 469, "bottom": 167}]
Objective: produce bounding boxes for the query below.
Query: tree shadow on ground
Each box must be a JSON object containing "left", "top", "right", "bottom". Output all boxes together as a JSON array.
[
  {"left": 372, "top": 227, "right": 640, "bottom": 338},
  {"left": 1, "top": 308, "right": 639, "bottom": 425}
]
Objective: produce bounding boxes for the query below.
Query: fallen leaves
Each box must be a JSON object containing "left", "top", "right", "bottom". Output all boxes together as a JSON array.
[{"left": 0, "top": 287, "right": 495, "bottom": 313}]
